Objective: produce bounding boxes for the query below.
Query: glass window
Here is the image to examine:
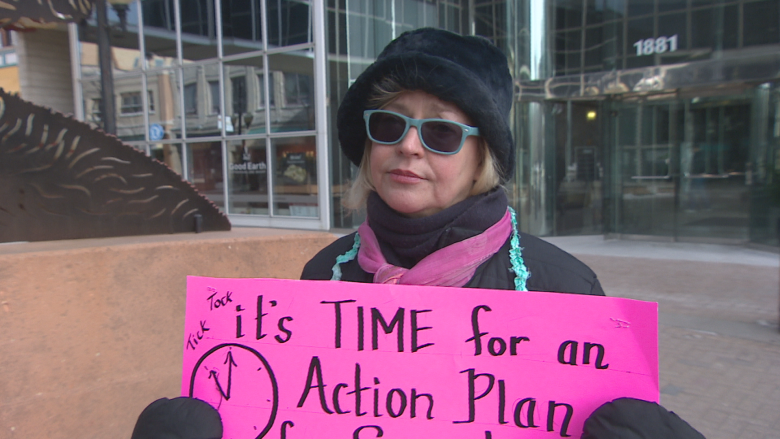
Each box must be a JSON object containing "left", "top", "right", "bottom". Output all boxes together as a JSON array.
[
  {"left": 554, "top": 0, "right": 583, "bottom": 30},
  {"left": 267, "top": 0, "right": 312, "bottom": 47},
  {"left": 268, "top": 52, "right": 314, "bottom": 132},
  {"left": 283, "top": 72, "right": 312, "bottom": 107},
  {"left": 657, "top": 0, "right": 686, "bottom": 13},
  {"left": 186, "top": 140, "right": 224, "bottom": 211},
  {"left": 627, "top": 0, "right": 653, "bottom": 17},
  {"left": 586, "top": 0, "right": 604, "bottom": 25},
  {"left": 231, "top": 75, "right": 247, "bottom": 114},
  {"left": 148, "top": 69, "right": 182, "bottom": 140},
  {"left": 657, "top": 12, "right": 686, "bottom": 54},
  {"left": 142, "top": 0, "right": 179, "bottom": 67},
  {"left": 120, "top": 91, "right": 143, "bottom": 115},
  {"left": 690, "top": 7, "right": 713, "bottom": 49},
  {"left": 184, "top": 82, "right": 198, "bottom": 115},
  {"left": 180, "top": 0, "right": 219, "bottom": 61},
  {"left": 601, "top": 19, "right": 623, "bottom": 70},
  {"left": 272, "top": 136, "right": 317, "bottom": 217},
  {"left": 722, "top": 4, "right": 738, "bottom": 50},
  {"left": 626, "top": 17, "right": 654, "bottom": 68},
  {"left": 221, "top": 0, "right": 264, "bottom": 56},
  {"left": 117, "top": 90, "right": 154, "bottom": 115},
  {"left": 151, "top": 142, "right": 184, "bottom": 176},
  {"left": 224, "top": 57, "right": 264, "bottom": 136},
  {"left": 78, "top": 42, "right": 101, "bottom": 80},
  {"left": 743, "top": 0, "right": 780, "bottom": 47},
  {"left": 584, "top": 26, "right": 604, "bottom": 68},
  {"left": 603, "top": 0, "right": 626, "bottom": 21},
  {"left": 257, "top": 73, "right": 275, "bottom": 108},
  {"left": 79, "top": 2, "right": 144, "bottom": 72},
  {"left": 114, "top": 74, "right": 145, "bottom": 142},
  {"left": 327, "top": 8, "right": 348, "bottom": 56},
  {"left": 88, "top": 96, "right": 103, "bottom": 127},
  {"left": 227, "top": 139, "right": 268, "bottom": 214},
  {"left": 209, "top": 80, "right": 221, "bottom": 115},
  {"left": 181, "top": 64, "right": 221, "bottom": 138}
]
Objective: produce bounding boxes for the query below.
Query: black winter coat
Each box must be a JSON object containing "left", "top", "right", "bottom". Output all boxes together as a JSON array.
[{"left": 301, "top": 231, "right": 605, "bottom": 296}]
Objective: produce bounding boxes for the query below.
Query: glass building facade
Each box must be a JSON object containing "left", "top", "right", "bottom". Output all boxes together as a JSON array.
[{"left": 71, "top": 0, "right": 780, "bottom": 246}]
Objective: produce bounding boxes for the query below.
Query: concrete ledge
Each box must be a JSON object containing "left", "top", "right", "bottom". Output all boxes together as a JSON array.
[{"left": 0, "top": 229, "right": 337, "bottom": 439}]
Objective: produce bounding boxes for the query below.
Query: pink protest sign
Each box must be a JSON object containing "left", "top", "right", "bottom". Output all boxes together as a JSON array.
[{"left": 182, "top": 277, "right": 658, "bottom": 439}]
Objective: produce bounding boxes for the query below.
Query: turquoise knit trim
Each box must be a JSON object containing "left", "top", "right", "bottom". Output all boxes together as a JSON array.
[
  {"left": 508, "top": 207, "right": 530, "bottom": 291},
  {"left": 331, "top": 233, "right": 361, "bottom": 281}
]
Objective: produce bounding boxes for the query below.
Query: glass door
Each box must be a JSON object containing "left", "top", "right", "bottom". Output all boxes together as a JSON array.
[
  {"left": 678, "top": 97, "right": 751, "bottom": 240},
  {"left": 553, "top": 101, "right": 604, "bottom": 236},
  {"left": 610, "top": 98, "right": 682, "bottom": 238},
  {"left": 608, "top": 90, "right": 753, "bottom": 242}
]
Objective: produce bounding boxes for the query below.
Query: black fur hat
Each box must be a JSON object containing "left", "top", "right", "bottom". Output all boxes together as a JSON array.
[{"left": 337, "top": 28, "right": 515, "bottom": 181}]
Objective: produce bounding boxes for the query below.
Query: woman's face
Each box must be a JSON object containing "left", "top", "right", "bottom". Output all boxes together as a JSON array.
[{"left": 369, "top": 90, "right": 482, "bottom": 218}]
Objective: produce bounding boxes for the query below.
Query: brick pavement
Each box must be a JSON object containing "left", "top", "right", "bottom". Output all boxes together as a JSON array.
[{"left": 546, "top": 237, "right": 780, "bottom": 439}]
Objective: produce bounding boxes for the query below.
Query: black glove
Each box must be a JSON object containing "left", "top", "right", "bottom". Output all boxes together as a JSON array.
[
  {"left": 582, "top": 397, "right": 705, "bottom": 439},
  {"left": 131, "top": 397, "right": 223, "bottom": 439}
]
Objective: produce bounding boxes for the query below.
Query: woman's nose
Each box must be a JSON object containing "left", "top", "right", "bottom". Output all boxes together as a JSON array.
[{"left": 397, "top": 126, "right": 425, "bottom": 156}]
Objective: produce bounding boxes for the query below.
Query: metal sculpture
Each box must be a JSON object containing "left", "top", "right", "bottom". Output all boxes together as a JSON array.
[
  {"left": 0, "top": 0, "right": 93, "bottom": 30},
  {"left": 0, "top": 89, "right": 231, "bottom": 243}
]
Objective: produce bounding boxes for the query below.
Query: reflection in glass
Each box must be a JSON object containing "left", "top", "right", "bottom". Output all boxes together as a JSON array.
[
  {"left": 187, "top": 140, "right": 225, "bottom": 210},
  {"left": 78, "top": 3, "right": 144, "bottom": 74},
  {"left": 148, "top": 68, "right": 182, "bottom": 140},
  {"left": 222, "top": 0, "right": 264, "bottom": 56},
  {"left": 268, "top": 0, "right": 311, "bottom": 48},
  {"left": 81, "top": 79, "right": 104, "bottom": 130},
  {"left": 224, "top": 57, "right": 264, "bottom": 135},
  {"left": 208, "top": 80, "right": 221, "bottom": 115},
  {"left": 114, "top": 74, "right": 146, "bottom": 141},
  {"left": 179, "top": 64, "right": 223, "bottom": 137},
  {"left": 151, "top": 142, "right": 185, "bottom": 175},
  {"left": 627, "top": 0, "right": 653, "bottom": 17},
  {"left": 268, "top": 53, "right": 314, "bottom": 132},
  {"left": 142, "top": 0, "right": 180, "bottom": 67},
  {"left": 744, "top": 1, "right": 780, "bottom": 47},
  {"left": 554, "top": 103, "right": 603, "bottom": 235},
  {"left": 179, "top": 0, "right": 219, "bottom": 61},
  {"left": 228, "top": 139, "right": 268, "bottom": 214},
  {"left": 272, "top": 136, "right": 317, "bottom": 217}
]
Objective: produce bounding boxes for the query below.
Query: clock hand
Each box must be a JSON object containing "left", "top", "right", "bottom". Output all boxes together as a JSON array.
[{"left": 208, "top": 351, "right": 238, "bottom": 400}]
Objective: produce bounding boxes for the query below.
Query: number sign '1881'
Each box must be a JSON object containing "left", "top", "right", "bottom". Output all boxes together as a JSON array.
[{"left": 633, "top": 35, "right": 678, "bottom": 56}]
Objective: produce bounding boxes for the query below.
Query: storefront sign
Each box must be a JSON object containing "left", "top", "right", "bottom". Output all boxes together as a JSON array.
[
  {"left": 182, "top": 277, "right": 658, "bottom": 438},
  {"left": 230, "top": 161, "right": 267, "bottom": 174}
]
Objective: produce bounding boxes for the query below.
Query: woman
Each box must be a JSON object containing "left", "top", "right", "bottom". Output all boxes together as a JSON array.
[
  {"left": 301, "top": 28, "right": 603, "bottom": 296},
  {"left": 298, "top": 28, "right": 706, "bottom": 439},
  {"left": 131, "top": 28, "right": 704, "bottom": 439}
]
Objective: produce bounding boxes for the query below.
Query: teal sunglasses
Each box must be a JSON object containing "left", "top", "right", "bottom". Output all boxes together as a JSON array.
[{"left": 363, "top": 109, "right": 480, "bottom": 155}]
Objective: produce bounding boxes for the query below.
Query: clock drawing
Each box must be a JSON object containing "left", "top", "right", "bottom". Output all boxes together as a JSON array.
[{"left": 189, "top": 343, "right": 279, "bottom": 439}]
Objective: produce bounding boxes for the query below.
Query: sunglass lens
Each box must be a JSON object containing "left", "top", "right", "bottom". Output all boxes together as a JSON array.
[
  {"left": 369, "top": 112, "right": 407, "bottom": 143},
  {"left": 421, "top": 121, "right": 463, "bottom": 153}
]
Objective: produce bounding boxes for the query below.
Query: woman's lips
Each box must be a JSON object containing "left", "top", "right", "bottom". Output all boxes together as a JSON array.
[{"left": 388, "top": 169, "right": 424, "bottom": 183}]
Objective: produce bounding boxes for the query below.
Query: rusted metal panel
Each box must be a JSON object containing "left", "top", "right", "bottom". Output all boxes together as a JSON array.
[{"left": 0, "top": 89, "right": 231, "bottom": 243}]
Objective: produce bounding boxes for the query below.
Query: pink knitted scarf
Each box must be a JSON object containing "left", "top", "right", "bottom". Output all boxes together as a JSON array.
[{"left": 356, "top": 209, "right": 512, "bottom": 287}]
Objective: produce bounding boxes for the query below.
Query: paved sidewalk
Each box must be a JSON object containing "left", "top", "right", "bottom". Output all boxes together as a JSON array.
[{"left": 545, "top": 236, "right": 780, "bottom": 439}]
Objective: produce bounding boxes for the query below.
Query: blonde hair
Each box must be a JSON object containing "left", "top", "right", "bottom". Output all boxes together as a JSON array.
[{"left": 342, "top": 78, "right": 501, "bottom": 210}]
